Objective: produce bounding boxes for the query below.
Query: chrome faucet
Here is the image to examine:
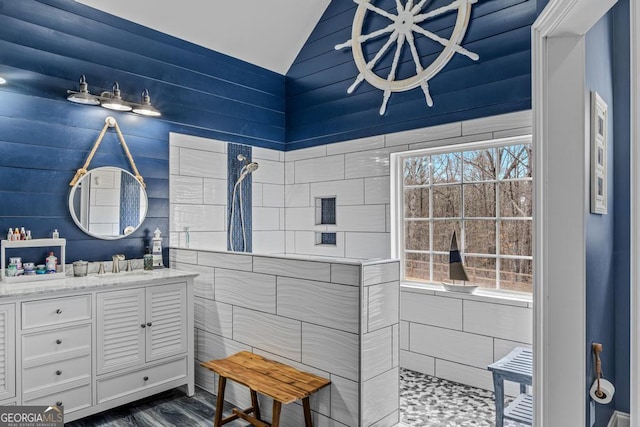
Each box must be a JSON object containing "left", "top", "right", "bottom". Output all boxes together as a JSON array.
[{"left": 112, "top": 254, "right": 125, "bottom": 273}]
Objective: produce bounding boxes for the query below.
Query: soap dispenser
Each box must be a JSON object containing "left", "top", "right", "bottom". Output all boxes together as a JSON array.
[{"left": 152, "top": 228, "right": 163, "bottom": 268}]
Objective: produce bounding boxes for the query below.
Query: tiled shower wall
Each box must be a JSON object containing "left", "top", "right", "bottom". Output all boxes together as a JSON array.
[
  {"left": 169, "top": 111, "right": 534, "bottom": 394},
  {"left": 170, "top": 248, "right": 400, "bottom": 427},
  {"left": 282, "top": 110, "right": 533, "bottom": 259},
  {"left": 169, "top": 133, "right": 286, "bottom": 252}
]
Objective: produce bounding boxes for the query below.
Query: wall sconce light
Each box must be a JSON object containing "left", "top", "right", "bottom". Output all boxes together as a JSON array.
[
  {"left": 67, "top": 75, "right": 100, "bottom": 105},
  {"left": 131, "top": 89, "right": 161, "bottom": 117},
  {"left": 66, "top": 75, "right": 161, "bottom": 117},
  {"left": 0, "top": 77, "right": 6, "bottom": 85},
  {"left": 100, "top": 82, "right": 132, "bottom": 112}
]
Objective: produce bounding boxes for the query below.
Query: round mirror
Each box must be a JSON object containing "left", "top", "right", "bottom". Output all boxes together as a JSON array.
[{"left": 69, "top": 166, "right": 148, "bottom": 240}]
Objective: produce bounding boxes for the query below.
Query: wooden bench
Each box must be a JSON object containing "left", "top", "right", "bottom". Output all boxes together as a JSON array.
[{"left": 201, "top": 351, "right": 331, "bottom": 427}]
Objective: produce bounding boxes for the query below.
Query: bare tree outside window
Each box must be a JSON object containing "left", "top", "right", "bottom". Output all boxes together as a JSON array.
[{"left": 402, "top": 142, "right": 533, "bottom": 293}]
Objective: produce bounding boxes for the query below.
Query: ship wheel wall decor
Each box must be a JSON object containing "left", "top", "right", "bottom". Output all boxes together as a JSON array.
[{"left": 335, "top": 0, "right": 479, "bottom": 115}]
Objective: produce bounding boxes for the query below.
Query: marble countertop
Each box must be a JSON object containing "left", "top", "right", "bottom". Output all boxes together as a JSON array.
[{"left": 0, "top": 268, "right": 198, "bottom": 298}]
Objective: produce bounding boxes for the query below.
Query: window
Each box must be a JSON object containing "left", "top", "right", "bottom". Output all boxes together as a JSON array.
[{"left": 400, "top": 138, "right": 532, "bottom": 293}]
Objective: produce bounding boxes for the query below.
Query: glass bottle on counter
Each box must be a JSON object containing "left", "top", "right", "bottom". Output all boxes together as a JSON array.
[{"left": 143, "top": 247, "right": 153, "bottom": 271}]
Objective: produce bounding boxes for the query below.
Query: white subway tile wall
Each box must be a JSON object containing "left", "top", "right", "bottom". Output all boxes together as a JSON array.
[
  {"left": 169, "top": 111, "right": 534, "bottom": 410},
  {"left": 401, "top": 287, "right": 533, "bottom": 396},
  {"left": 171, "top": 248, "right": 399, "bottom": 427},
  {"left": 169, "top": 134, "right": 285, "bottom": 251}
]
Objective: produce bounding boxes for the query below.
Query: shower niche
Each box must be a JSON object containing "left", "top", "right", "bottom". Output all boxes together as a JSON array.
[{"left": 315, "top": 196, "right": 337, "bottom": 246}]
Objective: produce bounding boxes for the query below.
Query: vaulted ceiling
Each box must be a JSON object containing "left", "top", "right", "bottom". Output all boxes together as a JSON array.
[{"left": 74, "top": 0, "right": 331, "bottom": 75}]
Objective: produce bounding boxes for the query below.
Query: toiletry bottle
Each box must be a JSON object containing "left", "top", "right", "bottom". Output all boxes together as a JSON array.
[
  {"left": 20, "top": 227, "right": 26, "bottom": 240},
  {"left": 45, "top": 251, "right": 57, "bottom": 273},
  {"left": 13, "top": 228, "right": 19, "bottom": 241},
  {"left": 52, "top": 229, "right": 59, "bottom": 239},
  {"left": 7, "top": 228, "right": 12, "bottom": 241},
  {"left": 26, "top": 230, "right": 31, "bottom": 240},
  {"left": 143, "top": 247, "right": 153, "bottom": 271}
]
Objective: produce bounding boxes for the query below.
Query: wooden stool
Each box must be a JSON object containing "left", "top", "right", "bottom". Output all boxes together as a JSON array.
[
  {"left": 201, "top": 351, "right": 331, "bottom": 427},
  {"left": 487, "top": 347, "right": 533, "bottom": 427}
]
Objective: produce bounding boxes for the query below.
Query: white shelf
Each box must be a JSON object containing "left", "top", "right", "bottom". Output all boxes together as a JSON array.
[
  {"left": 1, "top": 238, "right": 66, "bottom": 282},
  {"left": 2, "top": 238, "right": 66, "bottom": 249}
]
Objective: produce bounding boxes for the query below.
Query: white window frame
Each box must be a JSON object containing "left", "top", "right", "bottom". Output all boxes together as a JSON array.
[{"left": 392, "top": 134, "right": 533, "bottom": 293}]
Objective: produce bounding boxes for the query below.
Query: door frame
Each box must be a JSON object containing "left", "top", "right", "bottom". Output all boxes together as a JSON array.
[{"left": 532, "top": 0, "right": 618, "bottom": 425}]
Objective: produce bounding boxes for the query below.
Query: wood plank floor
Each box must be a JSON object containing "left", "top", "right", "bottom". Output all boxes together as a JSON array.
[
  {"left": 67, "top": 369, "right": 521, "bottom": 426},
  {"left": 65, "top": 387, "right": 248, "bottom": 427}
]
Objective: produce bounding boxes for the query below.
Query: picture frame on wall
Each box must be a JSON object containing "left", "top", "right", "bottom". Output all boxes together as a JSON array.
[{"left": 590, "top": 91, "right": 608, "bottom": 214}]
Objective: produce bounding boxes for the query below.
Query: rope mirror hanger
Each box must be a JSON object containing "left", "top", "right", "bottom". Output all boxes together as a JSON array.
[{"left": 69, "top": 116, "right": 145, "bottom": 188}]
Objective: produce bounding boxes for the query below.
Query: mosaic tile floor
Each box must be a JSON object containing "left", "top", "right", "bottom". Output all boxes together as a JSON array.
[
  {"left": 68, "top": 369, "right": 526, "bottom": 426},
  {"left": 401, "top": 368, "right": 523, "bottom": 427}
]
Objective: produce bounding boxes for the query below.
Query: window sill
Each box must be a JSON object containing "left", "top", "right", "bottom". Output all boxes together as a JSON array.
[{"left": 401, "top": 281, "right": 533, "bottom": 308}]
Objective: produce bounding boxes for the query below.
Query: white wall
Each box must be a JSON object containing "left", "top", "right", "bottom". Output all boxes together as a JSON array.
[
  {"left": 401, "top": 284, "right": 532, "bottom": 396},
  {"left": 169, "top": 111, "right": 534, "bottom": 393},
  {"left": 169, "top": 134, "right": 285, "bottom": 252},
  {"left": 170, "top": 248, "right": 400, "bottom": 427},
  {"left": 250, "top": 147, "right": 286, "bottom": 253}
]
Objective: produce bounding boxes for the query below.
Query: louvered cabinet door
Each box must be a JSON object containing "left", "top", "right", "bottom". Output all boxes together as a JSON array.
[
  {"left": 145, "top": 283, "right": 187, "bottom": 363},
  {"left": 0, "top": 303, "right": 15, "bottom": 401},
  {"left": 97, "top": 288, "right": 146, "bottom": 375}
]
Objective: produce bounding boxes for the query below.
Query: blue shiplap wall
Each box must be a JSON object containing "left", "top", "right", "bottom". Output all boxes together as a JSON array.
[
  {"left": 612, "top": 0, "right": 631, "bottom": 417},
  {"left": 584, "top": 9, "right": 615, "bottom": 421},
  {"left": 0, "top": 0, "right": 284, "bottom": 263},
  {"left": 285, "top": 0, "right": 537, "bottom": 150},
  {"left": 585, "top": 2, "right": 631, "bottom": 424}
]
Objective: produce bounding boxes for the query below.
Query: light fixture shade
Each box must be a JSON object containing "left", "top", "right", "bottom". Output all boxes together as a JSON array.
[
  {"left": 65, "top": 76, "right": 160, "bottom": 118},
  {"left": 0, "top": 76, "right": 6, "bottom": 85},
  {"left": 67, "top": 75, "right": 100, "bottom": 105},
  {"left": 100, "top": 82, "right": 132, "bottom": 112},
  {"left": 132, "top": 89, "right": 161, "bottom": 116}
]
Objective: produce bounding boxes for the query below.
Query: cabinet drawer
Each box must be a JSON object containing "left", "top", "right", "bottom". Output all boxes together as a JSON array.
[
  {"left": 97, "top": 357, "right": 187, "bottom": 404},
  {"left": 22, "top": 295, "right": 91, "bottom": 329},
  {"left": 23, "top": 383, "right": 91, "bottom": 414},
  {"left": 23, "top": 355, "right": 91, "bottom": 394},
  {"left": 22, "top": 324, "right": 91, "bottom": 362}
]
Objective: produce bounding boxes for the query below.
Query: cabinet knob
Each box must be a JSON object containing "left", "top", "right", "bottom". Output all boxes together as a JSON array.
[
  {"left": 143, "top": 376, "right": 149, "bottom": 381},
  {"left": 141, "top": 324, "right": 146, "bottom": 328},
  {"left": 56, "top": 370, "right": 62, "bottom": 376},
  {"left": 56, "top": 401, "right": 63, "bottom": 407},
  {"left": 56, "top": 339, "right": 62, "bottom": 345},
  {"left": 146, "top": 322, "right": 152, "bottom": 327},
  {"left": 56, "top": 309, "right": 62, "bottom": 314}
]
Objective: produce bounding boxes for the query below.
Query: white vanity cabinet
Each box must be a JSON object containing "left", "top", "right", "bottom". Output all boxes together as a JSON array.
[
  {"left": 95, "top": 282, "right": 189, "bottom": 406},
  {"left": 1, "top": 269, "right": 195, "bottom": 423},
  {"left": 0, "top": 303, "right": 16, "bottom": 404},
  {"left": 97, "top": 283, "right": 187, "bottom": 375},
  {"left": 20, "top": 295, "right": 92, "bottom": 413}
]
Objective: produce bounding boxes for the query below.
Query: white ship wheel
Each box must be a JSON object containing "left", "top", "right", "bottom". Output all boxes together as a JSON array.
[{"left": 335, "top": 0, "right": 479, "bottom": 115}]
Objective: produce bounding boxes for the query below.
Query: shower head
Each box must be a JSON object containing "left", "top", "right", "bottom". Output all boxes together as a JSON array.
[
  {"left": 244, "top": 162, "right": 259, "bottom": 173},
  {"left": 236, "top": 161, "right": 259, "bottom": 184}
]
